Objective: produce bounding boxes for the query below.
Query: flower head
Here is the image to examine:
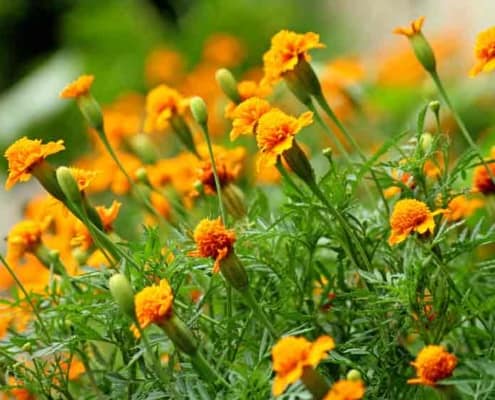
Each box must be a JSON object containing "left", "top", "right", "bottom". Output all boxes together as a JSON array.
[
  {"left": 196, "top": 159, "right": 240, "bottom": 195},
  {"left": 229, "top": 97, "right": 272, "bottom": 140},
  {"left": 389, "top": 199, "right": 445, "bottom": 245},
  {"left": 256, "top": 108, "right": 313, "bottom": 170},
  {"left": 323, "top": 379, "right": 366, "bottom": 400},
  {"left": 69, "top": 168, "right": 99, "bottom": 191},
  {"left": 393, "top": 16, "right": 425, "bottom": 38},
  {"left": 446, "top": 195, "right": 484, "bottom": 221},
  {"left": 408, "top": 345, "right": 457, "bottom": 386},
  {"left": 262, "top": 30, "right": 324, "bottom": 85},
  {"left": 6, "top": 219, "right": 50, "bottom": 262},
  {"left": 472, "top": 151, "right": 495, "bottom": 194},
  {"left": 60, "top": 74, "right": 95, "bottom": 99},
  {"left": 189, "top": 218, "right": 236, "bottom": 273},
  {"left": 272, "top": 335, "right": 335, "bottom": 396},
  {"left": 469, "top": 26, "right": 495, "bottom": 76},
  {"left": 4, "top": 137, "right": 65, "bottom": 190},
  {"left": 144, "top": 84, "right": 188, "bottom": 132},
  {"left": 134, "top": 279, "right": 174, "bottom": 329}
]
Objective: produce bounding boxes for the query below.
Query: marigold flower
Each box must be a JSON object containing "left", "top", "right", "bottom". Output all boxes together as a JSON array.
[
  {"left": 145, "top": 47, "right": 184, "bottom": 86},
  {"left": 134, "top": 279, "right": 174, "bottom": 329},
  {"left": 6, "top": 377, "right": 34, "bottom": 400},
  {"left": 195, "top": 159, "right": 240, "bottom": 196},
  {"left": 408, "top": 345, "right": 457, "bottom": 386},
  {"left": 388, "top": 199, "right": 445, "bottom": 245},
  {"left": 6, "top": 219, "right": 50, "bottom": 263},
  {"left": 472, "top": 151, "right": 495, "bottom": 194},
  {"left": 203, "top": 33, "right": 245, "bottom": 67},
  {"left": 224, "top": 80, "right": 271, "bottom": 119},
  {"left": 469, "top": 26, "right": 495, "bottom": 76},
  {"left": 323, "top": 379, "right": 366, "bottom": 400},
  {"left": 189, "top": 218, "right": 236, "bottom": 273},
  {"left": 59, "top": 74, "right": 94, "bottom": 99},
  {"left": 446, "top": 195, "right": 484, "bottom": 221},
  {"left": 262, "top": 30, "right": 324, "bottom": 85},
  {"left": 144, "top": 84, "right": 188, "bottom": 132},
  {"left": 272, "top": 335, "right": 335, "bottom": 396},
  {"left": 383, "top": 169, "right": 414, "bottom": 199},
  {"left": 393, "top": 16, "right": 425, "bottom": 37},
  {"left": 256, "top": 108, "right": 313, "bottom": 171},
  {"left": 229, "top": 97, "right": 272, "bottom": 140},
  {"left": 4, "top": 137, "right": 65, "bottom": 190},
  {"left": 69, "top": 168, "right": 99, "bottom": 191}
]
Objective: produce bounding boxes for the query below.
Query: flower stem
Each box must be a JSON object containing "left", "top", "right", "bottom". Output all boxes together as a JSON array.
[
  {"left": 242, "top": 288, "right": 278, "bottom": 338},
  {"left": 275, "top": 159, "right": 305, "bottom": 197},
  {"left": 429, "top": 70, "right": 494, "bottom": 182},
  {"left": 190, "top": 351, "right": 229, "bottom": 388}
]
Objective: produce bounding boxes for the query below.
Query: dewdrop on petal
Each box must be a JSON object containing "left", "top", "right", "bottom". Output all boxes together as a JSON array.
[
  {"left": 109, "top": 274, "right": 135, "bottom": 319},
  {"left": 216, "top": 68, "right": 241, "bottom": 103}
]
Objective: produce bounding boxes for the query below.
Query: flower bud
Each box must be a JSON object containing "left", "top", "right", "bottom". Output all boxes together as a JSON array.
[
  {"left": 109, "top": 273, "right": 136, "bottom": 319},
  {"left": 135, "top": 167, "right": 150, "bottom": 185},
  {"left": 56, "top": 166, "right": 83, "bottom": 206},
  {"left": 429, "top": 100, "right": 440, "bottom": 114},
  {"left": 219, "top": 250, "right": 249, "bottom": 292},
  {"left": 190, "top": 96, "right": 208, "bottom": 126},
  {"left": 346, "top": 369, "right": 362, "bottom": 381},
  {"left": 284, "top": 58, "right": 322, "bottom": 106},
  {"left": 170, "top": 114, "right": 199, "bottom": 157},
  {"left": 22, "top": 342, "right": 32, "bottom": 353},
  {"left": 222, "top": 183, "right": 246, "bottom": 219},
  {"left": 128, "top": 134, "right": 158, "bottom": 164},
  {"left": 215, "top": 68, "right": 241, "bottom": 103},
  {"left": 420, "top": 132, "right": 433, "bottom": 153}
]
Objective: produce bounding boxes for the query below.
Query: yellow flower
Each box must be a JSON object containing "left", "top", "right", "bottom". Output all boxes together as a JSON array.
[
  {"left": 145, "top": 47, "right": 184, "bottom": 86},
  {"left": 469, "top": 26, "right": 495, "bottom": 76},
  {"left": 272, "top": 335, "right": 335, "bottom": 396},
  {"left": 6, "top": 219, "right": 50, "bottom": 263},
  {"left": 4, "top": 137, "right": 65, "bottom": 190},
  {"left": 144, "top": 84, "right": 188, "bottom": 132},
  {"left": 446, "top": 195, "right": 484, "bottom": 222},
  {"left": 224, "top": 80, "right": 271, "bottom": 120},
  {"left": 323, "top": 379, "right": 366, "bottom": 400},
  {"left": 134, "top": 279, "right": 174, "bottom": 330},
  {"left": 229, "top": 97, "right": 272, "bottom": 140},
  {"left": 383, "top": 169, "right": 414, "bottom": 199},
  {"left": 393, "top": 16, "right": 425, "bottom": 38},
  {"left": 189, "top": 218, "right": 236, "bottom": 273},
  {"left": 388, "top": 199, "right": 445, "bottom": 245},
  {"left": 408, "top": 345, "right": 457, "bottom": 386},
  {"left": 262, "top": 30, "right": 324, "bottom": 86},
  {"left": 69, "top": 168, "right": 99, "bottom": 191},
  {"left": 256, "top": 108, "right": 313, "bottom": 170},
  {"left": 202, "top": 33, "right": 245, "bottom": 67},
  {"left": 59, "top": 74, "right": 94, "bottom": 99}
]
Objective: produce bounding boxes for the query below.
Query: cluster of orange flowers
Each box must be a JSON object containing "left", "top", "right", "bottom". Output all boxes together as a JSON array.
[{"left": 2, "top": 16, "right": 495, "bottom": 399}]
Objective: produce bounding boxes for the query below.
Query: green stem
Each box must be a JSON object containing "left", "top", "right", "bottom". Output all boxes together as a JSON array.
[
  {"left": 197, "top": 121, "right": 227, "bottom": 224},
  {"left": 242, "top": 288, "right": 278, "bottom": 338},
  {"left": 190, "top": 351, "right": 229, "bottom": 387},
  {"left": 430, "top": 70, "right": 494, "bottom": 182}
]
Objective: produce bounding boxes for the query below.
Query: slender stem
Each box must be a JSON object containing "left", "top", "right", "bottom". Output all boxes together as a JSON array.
[
  {"left": 198, "top": 122, "right": 227, "bottom": 223},
  {"left": 135, "top": 324, "right": 168, "bottom": 390},
  {"left": 190, "top": 351, "right": 229, "bottom": 388},
  {"left": 242, "top": 289, "right": 278, "bottom": 338},
  {"left": 0, "top": 254, "right": 51, "bottom": 339},
  {"left": 430, "top": 70, "right": 494, "bottom": 182}
]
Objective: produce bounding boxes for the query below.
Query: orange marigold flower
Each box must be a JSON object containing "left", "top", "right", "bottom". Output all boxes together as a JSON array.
[
  {"left": 59, "top": 74, "right": 94, "bottom": 99},
  {"left": 145, "top": 47, "right": 184, "bottom": 86},
  {"left": 6, "top": 219, "right": 50, "bottom": 263},
  {"left": 196, "top": 159, "right": 240, "bottom": 195},
  {"left": 256, "top": 108, "right": 313, "bottom": 171},
  {"left": 408, "top": 345, "right": 457, "bottom": 386},
  {"left": 69, "top": 168, "right": 99, "bottom": 191},
  {"left": 446, "top": 195, "right": 484, "bottom": 221},
  {"left": 189, "top": 218, "right": 236, "bottom": 273},
  {"left": 262, "top": 30, "right": 324, "bottom": 85},
  {"left": 323, "top": 379, "right": 366, "bottom": 400},
  {"left": 4, "top": 137, "right": 65, "bottom": 190},
  {"left": 272, "top": 335, "right": 335, "bottom": 396},
  {"left": 60, "top": 358, "right": 86, "bottom": 381},
  {"left": 472, "top": 150, "right": 495, "bottom": 194},
  {"left": 6, "top": 377, "right": 34, "bottom": 400},
  {"left": 203, "top": 33, "right": 245, "bottom": 67},
  {"left": 383, "top": 169, "right": 414, "bottom": 199},
  {"left": 229, "top": 97, "right": 272, "bottom": 140},
  {"left": 393, "top": 16, "right": 425, "bottom": 37},
  {"left": 134, "top": 279, "right": 174, "bottom": 329},
  {"left": 144, "top": 84, "right": 188, "bottom": 132},
  {"left": 224, "top": 80, "right": 271, "bottom": 120},
  {"left": 389, "top": 199, "right": 445, "bottom": 245},
  {"left": 469, "top": 26, "right": 495, "bottom": 76}
]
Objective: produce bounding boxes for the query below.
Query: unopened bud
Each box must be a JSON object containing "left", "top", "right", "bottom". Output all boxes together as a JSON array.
[
  {"left": 190, "top": 96, "right": 208, "bottom": 126},
  {"left": 282, "top": 140, "right": 315, "bottom": 185},
  {"left": 346, "top": 369, "right": 362, "bottom": 381},
  {"left": 420, "top": 132, "right": 433, "bottom": 153},
  {"left": 219, "top": 251, "right": 249, "bottom": 292},
  {"left": 56, "top": 166, "right": 83, "bottom": 205},
  {"left": 429, "top": 100, "right": 440, "bottom": 114},
  {"left": 135, "top": 167, "right": 150, "bottom": 185},
  {"left": 109, "top": 273, "right": 135, "bottom": 319},
  {"left": 410, "top": 34, "right": 436, "bottom": 73},
  {"left": 215, "top": 69, "right": 241, "bottom": 103},
  {"left": 161, "top": 314, "right": 198, "bottom": 355},
  {"left": 78, "top": 95, "right": 103, "bottom": 131},
  {"left": 22, "top": 342, "right": 32, "bottom": 353}
]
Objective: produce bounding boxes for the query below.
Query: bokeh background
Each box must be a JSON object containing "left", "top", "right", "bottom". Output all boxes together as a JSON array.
[{"left": 1, "top": 0, "right": 495, "bottom": 250}]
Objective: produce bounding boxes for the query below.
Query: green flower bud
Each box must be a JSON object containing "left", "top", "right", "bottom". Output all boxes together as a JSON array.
[
  {"left": 346, "top": 369, "right": 362, "bottom": 381},
  {"left": 56, "top": 166, "right": 83, "bottom": 206},
  {"left": 77, "top": 94, "right": 103, "bottom": 131},
  {"left": 420, "top": 132, "right": 433, "bottom": 153},
  {"left": 282, "top": 140, "right": 315, "bottom": 185},
  {"left": 215, "top": 68, "right": 241, "bottom": 103},
  {"left": 161, "top": 314, "right": 198, "bottom": 356},
  {"left": 190, "top": 96, "right": 208, "bottom": 126},
  {"left": 410, "top": 33, "right": 436, "bottom": 74},
  {"left": 109, "top": 274, "right": 136, "bottom": 319}
]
